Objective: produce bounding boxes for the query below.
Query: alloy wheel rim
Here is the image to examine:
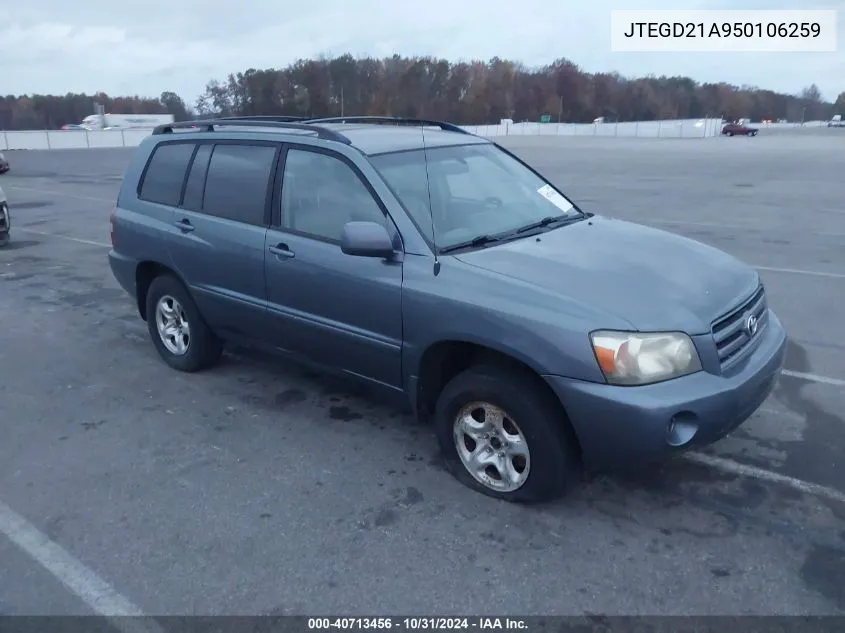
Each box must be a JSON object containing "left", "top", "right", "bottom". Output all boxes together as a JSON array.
[
  {"left": 155, "top": 295, "right": 191, "bottom": 355},
  {"left": 452, "top": 401, "right": 531, "bottom": 492}
]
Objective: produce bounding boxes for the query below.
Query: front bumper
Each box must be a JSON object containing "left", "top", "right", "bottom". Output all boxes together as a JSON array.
[{"left": 543, "top": 309, "right": 788, "bottom": 470}]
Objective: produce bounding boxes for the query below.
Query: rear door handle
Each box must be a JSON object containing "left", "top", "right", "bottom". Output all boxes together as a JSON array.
[
  {"left": 268, "top": 243, "right": 295, "bottom": 259},
  {"left": 174, "top": 219, "right": 194, "bottom": 233}
]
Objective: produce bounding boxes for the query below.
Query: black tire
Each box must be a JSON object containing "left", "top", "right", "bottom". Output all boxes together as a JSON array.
[
  {"left": 750, "top": 131, "right": 757, "bottom": 136},
  {"left": 145, "top": 274, "right": 223, "bottom": 372},
  {"left": 727, "top": 131, "right": 734, "bottom": 136},
  {"left": 433, "top": 364, "right": 582, "bottom": 503}
]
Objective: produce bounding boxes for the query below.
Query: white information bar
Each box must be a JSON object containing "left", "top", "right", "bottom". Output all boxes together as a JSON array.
[{"left": 610, "top": 10, "right": 837, "bottom": 52}]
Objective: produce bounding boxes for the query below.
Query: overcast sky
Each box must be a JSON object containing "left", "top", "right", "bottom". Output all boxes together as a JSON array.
[{"left": 2, "top": 0, "right": 842, "bottom": 105}]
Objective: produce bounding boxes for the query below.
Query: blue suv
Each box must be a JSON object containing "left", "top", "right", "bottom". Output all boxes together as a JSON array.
[{"left": 109, "top": 116, "right": 788, "bottom": 503}]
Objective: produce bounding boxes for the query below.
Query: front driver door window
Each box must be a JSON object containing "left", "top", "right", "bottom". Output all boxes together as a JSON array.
[{"left": 280, "top": 148, "right": 387, "bottom": 242}]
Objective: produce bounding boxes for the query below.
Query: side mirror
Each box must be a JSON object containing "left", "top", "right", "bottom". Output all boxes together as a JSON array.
[{"left": 340, "top": 221, "right": 395, "bottom": 258}]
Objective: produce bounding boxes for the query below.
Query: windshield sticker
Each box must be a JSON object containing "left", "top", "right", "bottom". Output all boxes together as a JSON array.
[{"left": 537, "top": 184, "right": 573, "bottom": 212}]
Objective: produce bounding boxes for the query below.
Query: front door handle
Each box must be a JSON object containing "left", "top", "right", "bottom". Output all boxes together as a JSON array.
[
  {"left": 268, "top": 243, "right": 295, "bottom": 259},
  {"left": 174, "top": 219, "right": 194, "bottom": 233}
]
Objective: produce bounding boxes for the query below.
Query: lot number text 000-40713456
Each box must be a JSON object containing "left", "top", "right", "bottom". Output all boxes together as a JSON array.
[
  {"left": 306, "top": 618, "right": 528, "bottom": 630},
  {"left": 610, "top": 9, "right": 837, "bottom": 52}
]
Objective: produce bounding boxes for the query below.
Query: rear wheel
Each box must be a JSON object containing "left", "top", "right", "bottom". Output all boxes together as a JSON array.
[
  {"left": 727, "top": 131, "right": 734, "bottom": 136},
  {"left": 145, "top": 274, "right": 223, "bottom": 372},
  {"left": 433, "top": 364, "right": 582, "bottom": 503}
]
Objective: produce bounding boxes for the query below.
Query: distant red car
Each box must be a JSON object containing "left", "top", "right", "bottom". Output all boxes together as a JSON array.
[{"left": 721, "top": 122, "right": 758, "bottom": 137}]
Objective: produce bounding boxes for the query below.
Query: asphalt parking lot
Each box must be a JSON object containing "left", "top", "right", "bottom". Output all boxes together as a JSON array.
[{"left": 1, "top": 128, "right": 844, "bottom": 618}]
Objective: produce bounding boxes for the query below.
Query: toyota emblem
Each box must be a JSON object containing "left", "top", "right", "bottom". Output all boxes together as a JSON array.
[{"left": 745, "top": 314, "right": 758, "bottom": 337}]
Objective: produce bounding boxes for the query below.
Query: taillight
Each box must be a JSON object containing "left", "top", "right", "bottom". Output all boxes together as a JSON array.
[{"left": 109, "top": 208, "right": 117, "bottom": 247}]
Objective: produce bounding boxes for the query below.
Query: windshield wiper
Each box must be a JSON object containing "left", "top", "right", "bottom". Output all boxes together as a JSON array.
[
  {"left": 438, "top": 234, "right": 502, "bottom": 254},
  {"left": 439, "top": 214, "right": 586, "bottom": 254},
  {"left": 515, "top": 214, "right": 580, "bottom": 234}
]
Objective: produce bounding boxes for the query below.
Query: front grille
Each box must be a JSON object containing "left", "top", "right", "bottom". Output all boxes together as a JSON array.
[{"left": 712, "top": 284, "right": 767, "bottom": 368}]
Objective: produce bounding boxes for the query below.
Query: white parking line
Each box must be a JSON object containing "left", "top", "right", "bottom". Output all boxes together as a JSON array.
[
  {"left": 0, "top": 499, "right": 163, "bottom": 633},
  {"left": 685, "top": 452, "right": 845, "bottom": 505},
  {"left": 14, "top": 226, "right": 845, "bottom": 282},
  {"left": 7, "top": 192, "right": 843, "bottom": 281},
  {"left": 4, "top": 184, "right": 115, "bottom": 204},
  {"left": 15, "top": 227, "right": 110, "bottom": 248},
  {"left": 7, "top": 230, "right": 845, "bottom": 388},
  {"left": 1, "top": 454, "right": 842, "bottom": 632},
  {"left": 781, "top": 369, "right": 845, "bottom": 387},
  {"left": 754, "top": 265, "right": 845, "bottom": 280},
  {"left": 639, "top": 217, "right": 845, "bottom": 239}
]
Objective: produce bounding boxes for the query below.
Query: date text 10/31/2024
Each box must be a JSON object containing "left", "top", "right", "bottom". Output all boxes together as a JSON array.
[{"left": 307, "top": 618, "right": 528, "bottom": 630}]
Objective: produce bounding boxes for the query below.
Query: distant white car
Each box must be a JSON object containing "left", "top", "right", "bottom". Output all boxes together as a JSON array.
[{"left": 0, "top": 183, "right": 9, "bottom": 247}]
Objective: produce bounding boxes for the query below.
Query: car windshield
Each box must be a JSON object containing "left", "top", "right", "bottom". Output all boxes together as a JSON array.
[{"left": 370, "top": 143, "right": 583, "bottom": 251}]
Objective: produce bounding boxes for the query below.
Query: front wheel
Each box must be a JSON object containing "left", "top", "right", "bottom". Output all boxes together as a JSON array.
[
  {"left": 433, "top": 364, "right": 582, "bottom": 503},
  {"left": 145, "top": 274, "right": 223, "bottom": 372}
]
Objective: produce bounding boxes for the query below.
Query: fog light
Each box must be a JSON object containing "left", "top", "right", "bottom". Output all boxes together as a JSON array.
[{"left": 666, "top": 412, "right": 699, "bottom": 448}]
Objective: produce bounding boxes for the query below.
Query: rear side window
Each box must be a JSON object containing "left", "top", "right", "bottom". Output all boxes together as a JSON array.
[
  {"left": 139, "top": 142, "right": 195, "bottom": 206},
  {"left": 182, "top": 144, "right": 213, "bottom": 211},
  {"left": 202, "top": 144, "right": 277, "bottom": 226}
]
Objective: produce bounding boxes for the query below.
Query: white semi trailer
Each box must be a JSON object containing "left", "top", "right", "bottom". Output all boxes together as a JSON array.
[{"left": 80, "top": 113, "right": 175, "bottom": 130}]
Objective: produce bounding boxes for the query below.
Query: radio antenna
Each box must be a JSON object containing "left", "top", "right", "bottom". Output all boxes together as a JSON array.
[{"left": 419, "top": 123, "right": 440, "bottom": 276}]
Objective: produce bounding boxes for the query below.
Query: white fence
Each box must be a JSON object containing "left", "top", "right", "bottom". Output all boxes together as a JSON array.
[
  {"left": 0, "top": 118, "right": 831, "bottom": 151},
  {"left": 1, "top": 128, "right": 154, "bottom": 151},
  {"left": 463, "top": 118, "right": 725, "bottom": 138}
]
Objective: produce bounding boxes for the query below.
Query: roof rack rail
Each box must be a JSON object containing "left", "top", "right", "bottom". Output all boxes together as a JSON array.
[
  {"left": 152, "top": 119, "right": 351, "bottom": 144},
  {"left": 304, "top": 116, "right": 472, "bottom": 136},
  {"left": 217, "top": 115, "right": 310, "bottom": 122}
]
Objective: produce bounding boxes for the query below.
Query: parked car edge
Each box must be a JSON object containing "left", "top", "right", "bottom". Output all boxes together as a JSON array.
[{"left": 0, "top": 184, "right": 10, "bottom": 247}]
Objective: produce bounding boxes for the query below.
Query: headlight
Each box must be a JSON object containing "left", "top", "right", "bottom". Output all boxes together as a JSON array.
[{"left": 590, "top": 330, "right": 702, "bottom": 386}]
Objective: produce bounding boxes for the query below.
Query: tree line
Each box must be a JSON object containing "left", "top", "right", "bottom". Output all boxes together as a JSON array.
[
  {"left": 0, "top": 91, "right": 191, "bottom": 130},
  {"left": 2, "top": 54, "right": 843, "bottom": 130}
]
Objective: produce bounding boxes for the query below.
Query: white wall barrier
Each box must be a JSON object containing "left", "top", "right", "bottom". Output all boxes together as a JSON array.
[
  {"left": 0, "top": 119, "right": 830, "bottom": 151},
  {"left": 1, "top": 129, "right": 153, "bottom": 151},
  {"left": 462, "top": 118, "right": 727, "bottom": 138}
]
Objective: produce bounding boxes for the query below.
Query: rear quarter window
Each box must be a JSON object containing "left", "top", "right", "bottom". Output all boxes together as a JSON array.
[{"left": 138, "top": 142, "right": 196, "bottom": 206}]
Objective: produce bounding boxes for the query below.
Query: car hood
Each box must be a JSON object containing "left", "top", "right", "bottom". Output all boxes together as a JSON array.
[{"left": 454, "top": 215, "right": 759, "bottom": 334}]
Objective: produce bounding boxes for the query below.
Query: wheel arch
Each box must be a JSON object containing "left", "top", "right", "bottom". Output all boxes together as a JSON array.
[
  {"left": 412, "top": 339, "right": 581, "bottom": 453},
  {"left": 135, "top": 261, "right": 187, "bottom": 321}
]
